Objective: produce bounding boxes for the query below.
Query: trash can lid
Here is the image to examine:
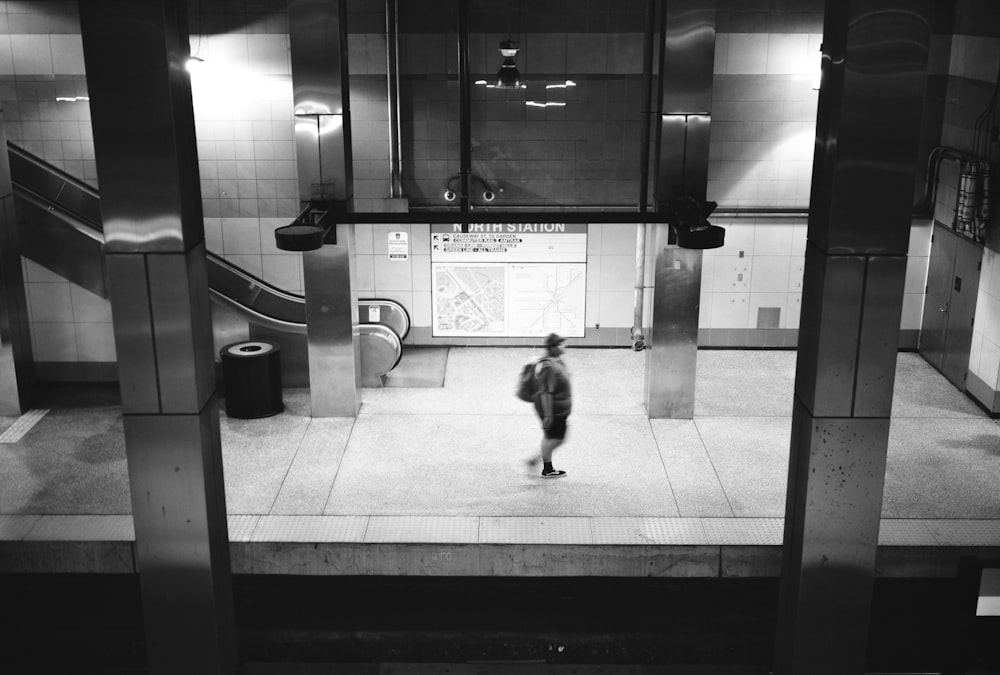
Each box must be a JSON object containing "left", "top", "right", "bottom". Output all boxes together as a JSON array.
[
  {"left": 275, "top": 223, "right": 324, "bottom": 251},
  {"left": 222, "top": 341, "right": 277, "bottom": 357}
]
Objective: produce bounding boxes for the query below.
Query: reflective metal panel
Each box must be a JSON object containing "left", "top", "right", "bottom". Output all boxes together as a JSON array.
[
  {"left": 106, "top": 253, "right": 160, "bottom": 415},
  {"left": 645, "top": 224, "right": 700, "bottom": 419},
  {"left": 303, "top": 240, "right": 359, "bottom": 417},
  {"left": 147, "top": 243, "right": 216, "bottom": 414},
  {"left": 124, "top": 410, "right": 235, "bottom": 674},
  {"left": 854, "top": 256, "right": 907, "bottom": 417},
  {"left": 0, "top": 128, "right": 35, "bottom": 415},
  {"left": 778, "top": 400, "right": 889, "bottom": 675},
  {"left": 657, "top": 115, "right": 688, "bottom": 204},
  {"left": 810, "top": 2, "right": 931, "bottom": 255},
  {"left": 794, "top": 245, "right": 865, "bottom": 418},
  {"left": 661, "top": 0, "right": 716, "bottom": 115},
  {"left": 289, "top": 0, "right": 351, "bottom": 206},
  {"left": 79, "top": 0, "right": 204, "bottom": 253}
]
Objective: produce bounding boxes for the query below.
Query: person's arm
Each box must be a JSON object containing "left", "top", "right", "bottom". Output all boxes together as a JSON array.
[{"left": 538, "top": 361, "right": 553, "bottom": 428}]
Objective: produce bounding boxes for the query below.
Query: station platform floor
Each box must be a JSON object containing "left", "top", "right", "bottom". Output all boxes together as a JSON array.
[{"left": 2, "top": 347, "right": 999, "bottom": 578}]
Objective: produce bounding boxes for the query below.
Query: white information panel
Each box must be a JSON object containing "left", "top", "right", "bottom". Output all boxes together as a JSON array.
[{"left": 431, "top": 223, "right": 587, "bottom": 337}]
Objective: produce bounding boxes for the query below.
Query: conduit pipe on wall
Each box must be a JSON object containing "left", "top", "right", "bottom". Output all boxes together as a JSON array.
[
  {"left": 632, "top": 0, "right": 659, "bottom": 351},
  {"left": 386, "top": 0, "right": 402, "bottom": 198}
]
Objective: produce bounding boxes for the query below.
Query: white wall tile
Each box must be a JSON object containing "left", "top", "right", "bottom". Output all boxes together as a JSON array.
[
  {"left": 247, "top": 35, "right": 289, "bottom": 75},
  {"left": 373, "top": 254, "right": 413, "bottom": 291},
  {"left": 600, "top": 254, "right": 635, "bottom": 292},
  {"left": 989, "top": 249, "right": 1000, "bottom": 301},
  {"left": 727, "top": 34, "right": 768, "bottom": 74},
  {"left": 50, "top": 34, "right": 84, "bottom": 75},
  {"left": 75, "top": 322, "right": 116, "bottom": 362},
  {"left": 750, "top": 256, "right": 791, "bottom": 293},
  {"left": 601, "top": 224, "right": 636, "bottom": 255},
  {"left": 908, "top": 220, "right": 934, "bottom": 257},
  {"left": 713, "top": 256, "right": 751, "bottom": 292},
  {"left": 32, "top": 322, "right": 78, "bottom": 361},
  {"left": 410, "top": 224, "right": 431, "bottom": 255},
  {"left": 410, "top": 254, "right": 431, "bottom": 292},
  {"left": 23, "top": 258, "right": 66, "bottom": 283},
  {"left": 225, "top": 254, "right": 263, "bottom": 279},
  {"left": 716, "top": 223, "right": 755, "bottom": 256},
  {"left": 586, "top": 256, "right": 602, "bottom": 292},
  {"left": 900, "top": 293, "right": 925, "bottom": 331},
  {"left": 598, "top": 290, "right": 635, "bottom": 326},
  {"left": 29, "top": 282, "right": 72, "bottom": 322},
  {"left": 586, "top": 291, "right": 600, "bottom": 326},
  {"left": 709, "top": 292, "right": 749, "bottom": 328},
  {"left": 0, "top": 36, "right": 13, "bottom": 76},
  {"left": 10, "top": 35, "right": 53, "bottom": 75},
  {"left": 714, "top": 33, "right": 729, "bottom": 74},
  {"left": 766, "top": 34, "right": 810, "bottom": 75},
  {"left": 355, "top": 254, "right": 375, "bottom": 292},
  {"left": 262, "top": 254, "right": 300, "bottom": 291},
  {"left": 969, "top": 330, "right": 984, "bottom": 379},
  {"left": 904, "top": 256, "right": 930, "bottom": 295},
  {"left": 70, "top": 284, "right": 112, "bottom": 323},
  {"left": 785, "top": 293, "right": 802, "bottom": 329},
  {"left": 981, "top": 337, "right": 1000, "bottom": 389},
  {"left": 752, "top": 223, "right": 794, "bottom": 257},
  {"left": 979, "top": 291, "right": 1000, "bottom": 337},
  {"left": 207, "top": 33, "right": 249, "bottom": 66},
  {"left": 701, "top": 255, "right": 716, "bottom": 292},
  {"left": 411, "top": 290, "right": 432, "bottom": 327},
  {"left": 222, "top": 217, "right": 262, "bottom": 254},
  {"left": 699, "top": 293, "right": 713, "bottom": 328},
  {"left": 203, "top": 217, "right": 224, "bottom": 253}
]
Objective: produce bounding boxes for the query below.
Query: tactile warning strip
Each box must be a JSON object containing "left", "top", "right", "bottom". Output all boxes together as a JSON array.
[
  {"left": 365, "top": 516, "right": 479, "bottom": 543},
  {"left": 0, "top": 408, "right": 49, "bottom": 443},
  {"left": 878, "top": 519, "right": 937, "bottom": 546},
  {"left": 0, "top": 515, "right": 41, "bottom": 540},
  {"left": 479, "top": 516, "right": 593, "bottom": 544},
  {"left": 701, "top": 517, "right": 783, "bottom": 545},
  {"left": 24, "top": 515, "right": 135, "bottom": 541},
  {"left": 251, "top": 515, "right": 369, "bottom": 542},
  {"left": 591, "top": 517, "right": 708, "bottom": 545},
  {"left": 923, "top": 519, "right": 1000, "bottom": 546},
  {"left": 227, "top": 515, "right": 260, "bottom": 542}
]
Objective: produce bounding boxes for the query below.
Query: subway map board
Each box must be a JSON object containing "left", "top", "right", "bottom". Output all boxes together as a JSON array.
[{"left": 430, "top": 223, "right": 587, "bottom": 338}]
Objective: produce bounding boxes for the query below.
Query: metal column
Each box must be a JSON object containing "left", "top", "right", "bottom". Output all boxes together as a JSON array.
[
  {"left": 79, "top": 2, "right": 236, "bottom": 673},
  {"left": 0, "top": 116, "right": 35, "bottom": 415},
  {"left": 775, "top": 2, "right": 932, "bottom": 673},
  {"left": 289, "top": 0, "right": 359, "bottom": 417},
  {"left": 645, "top": 0, "right": 715, "bottom": 418}
]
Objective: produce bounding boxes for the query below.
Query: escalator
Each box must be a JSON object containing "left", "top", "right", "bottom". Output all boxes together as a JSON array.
[{"left": 8, "top": 142, "right": 405, "bottom": 385}]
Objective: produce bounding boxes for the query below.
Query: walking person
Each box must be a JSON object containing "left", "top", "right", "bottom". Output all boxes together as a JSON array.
[{"left": 528, "top": 332, "right": 572, "bottom": 478}]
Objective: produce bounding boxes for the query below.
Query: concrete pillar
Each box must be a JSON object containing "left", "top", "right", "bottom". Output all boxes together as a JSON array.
[
  {"left": 775, "top": 2, "right": 932, "bottom": 673},
  {"left": 79, "top": 2, "right": 236, "bottom": 673},
  {"left": 0, "top": 116, "right": 35, "bottom": 415}
]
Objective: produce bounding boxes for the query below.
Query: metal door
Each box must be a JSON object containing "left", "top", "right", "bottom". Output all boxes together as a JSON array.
[
  {"left": 919, "top": 224, "right": 955, "bottom": 372},
  {"left": 919, "top": 223, "right": 983, "bottom": 389},
  {"left": 941, "top": 237, "right": 982, "bottom": 386}
]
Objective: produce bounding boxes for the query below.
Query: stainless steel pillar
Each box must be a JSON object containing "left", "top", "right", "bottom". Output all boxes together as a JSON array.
[
  {"left": 79, "top": 2, "right": 236, "bottom": 673},
  {"left": 775, "top": 2, "right": 932, "bottom": 673},
  {"left": 289, "top": 0, "right": 359, "bottom": 417},
  {"left": 0, "top": 116, "right": 35, "bottom": 415},
  {"left": 645, "top": 225, "right": 701, "bottom": 418},
  {"left": 304, "top": 223, "right": 360, "bottom": 416},
  {"left": 645, "top": 0, "right": 715, "bottom": 419}
]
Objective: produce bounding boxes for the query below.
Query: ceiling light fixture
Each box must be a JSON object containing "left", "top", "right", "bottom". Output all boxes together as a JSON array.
[{"left": 496, "top": 39, "right": 521, "bottom": 89}]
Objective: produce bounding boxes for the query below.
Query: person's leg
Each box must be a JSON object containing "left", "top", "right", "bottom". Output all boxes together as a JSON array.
[{"left": 540, "top": 436, "right": 563, "bottom": 462}]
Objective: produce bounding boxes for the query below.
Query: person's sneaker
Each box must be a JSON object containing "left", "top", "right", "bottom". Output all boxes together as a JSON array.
[{"left": 541, "top": 469, "right": 567, "bottom": 478}]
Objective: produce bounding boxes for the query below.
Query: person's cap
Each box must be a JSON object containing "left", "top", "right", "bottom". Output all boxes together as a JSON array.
[{"left": 544, "top": 333, "right": 566, "bottom": 348}]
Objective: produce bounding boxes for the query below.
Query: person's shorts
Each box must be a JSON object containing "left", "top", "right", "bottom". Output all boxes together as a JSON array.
[{"left": 543, "top": 415, "right": 568, "bottom": 440}]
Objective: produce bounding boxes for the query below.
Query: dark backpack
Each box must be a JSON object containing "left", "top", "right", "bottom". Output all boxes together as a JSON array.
[{"left": 515, "top": 357, "right": 548, "bottom": 402}]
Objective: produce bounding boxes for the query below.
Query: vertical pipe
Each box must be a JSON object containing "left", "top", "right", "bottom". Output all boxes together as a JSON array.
[
  {"left": 633, "top": 0, "right": 657, "bottom": 348},
  {"left": 386, "top": 0, "right": 402, "bottom": 197},
  {"left": 458, "top": 0, "right": 471, "bottom": 213}
]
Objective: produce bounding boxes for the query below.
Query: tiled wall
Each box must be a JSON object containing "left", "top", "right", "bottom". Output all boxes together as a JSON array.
[
  {"left": 710, "top": 33, "right": 822, "bottom": 208},
  {"left": 950, "top": 7, "right": 1000, "bottom": 410}
]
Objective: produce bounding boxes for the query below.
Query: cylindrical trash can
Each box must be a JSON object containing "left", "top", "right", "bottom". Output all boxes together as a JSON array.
[{"left": 220, "top": 341, "right": 284, "bottom": 418}]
